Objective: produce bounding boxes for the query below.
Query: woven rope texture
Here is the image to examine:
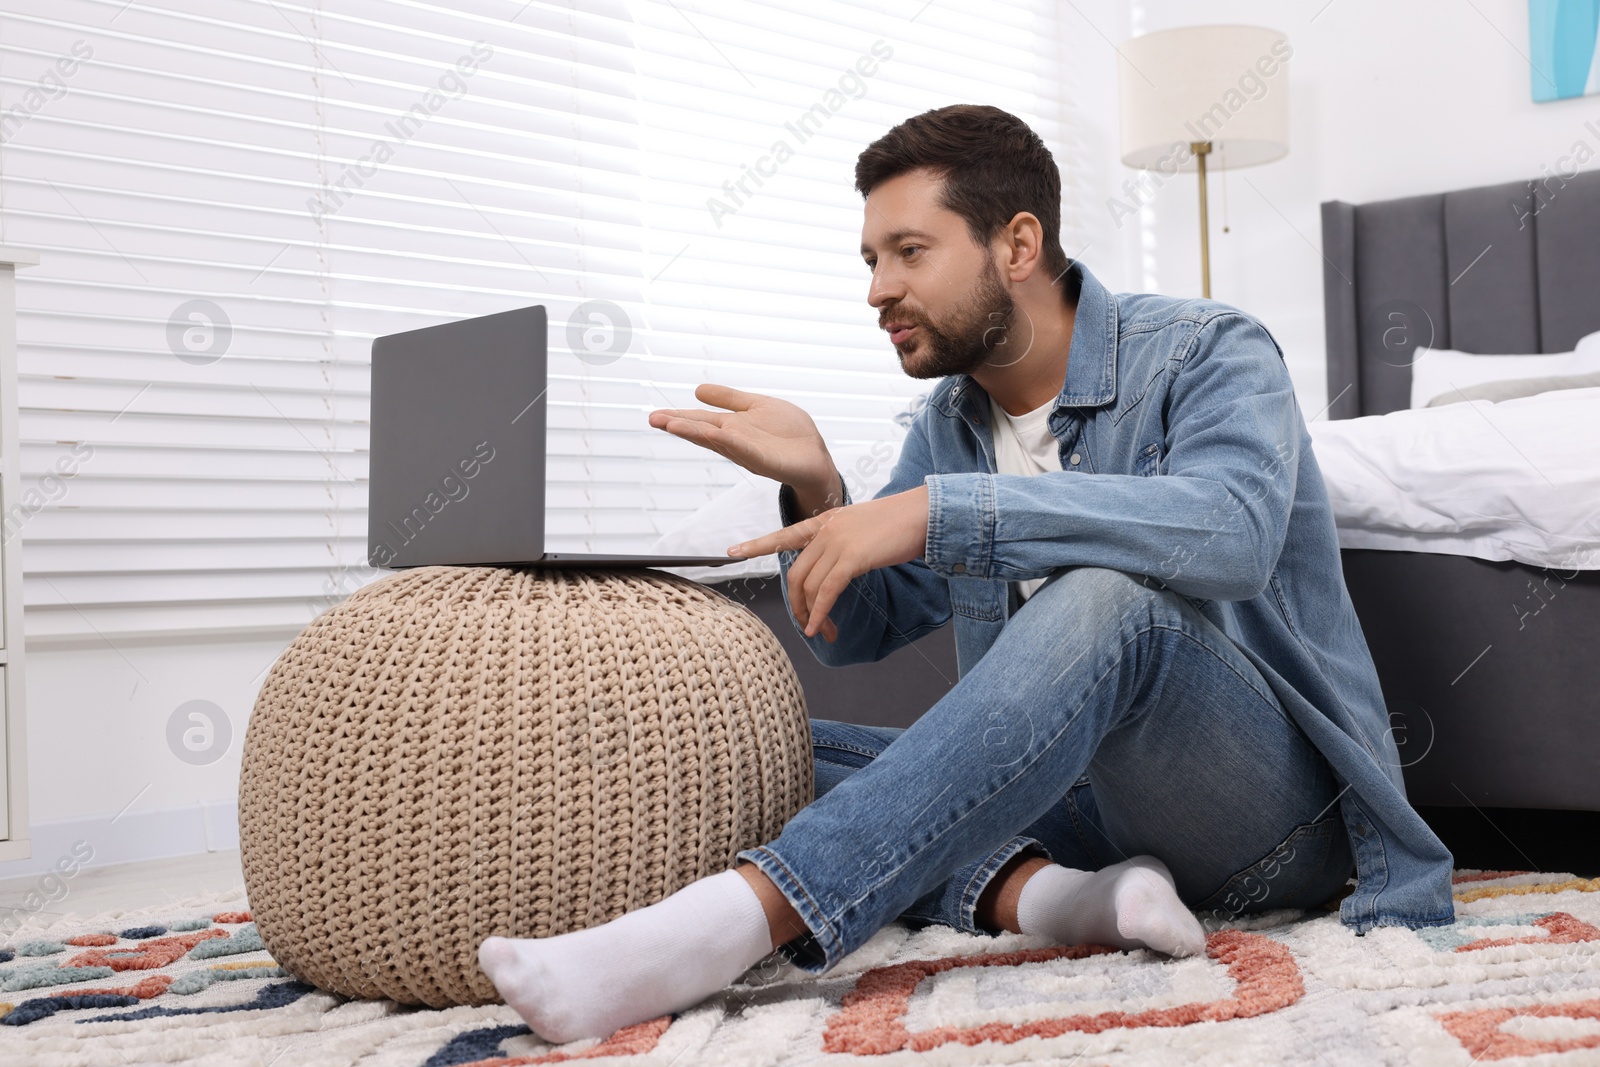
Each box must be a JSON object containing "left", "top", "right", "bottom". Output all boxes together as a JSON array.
[{"left": 238, "top": 565, "right": 813, "bottom": 1007}]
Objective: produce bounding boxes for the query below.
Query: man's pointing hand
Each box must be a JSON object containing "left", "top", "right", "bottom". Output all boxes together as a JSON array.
[{"left": 727, "top": 484, "right": 930, "bottom": 641}]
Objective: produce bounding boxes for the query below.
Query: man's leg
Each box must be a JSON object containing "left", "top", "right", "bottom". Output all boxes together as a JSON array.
[
  {"left": 481, "top": 565, "right": 1354, "bottom": 1038},
  {"left": 740, "top": 692, "right": 1354, "bottom": 951},
  {"left": 762, "top": 718, "right": 1108, "bottom": 939},
  {"left": 730, "top": 564, "right": 1354, "bottom": 974}
]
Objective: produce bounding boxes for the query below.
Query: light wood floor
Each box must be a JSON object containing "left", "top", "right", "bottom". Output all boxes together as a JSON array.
[{"left": 0, "top": 850, "right": 246, "bottom": 927}]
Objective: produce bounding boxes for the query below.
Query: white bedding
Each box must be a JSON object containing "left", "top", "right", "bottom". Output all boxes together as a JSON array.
[{"left": 1307, "top": 386, "right": 1600, "bottom": 570}]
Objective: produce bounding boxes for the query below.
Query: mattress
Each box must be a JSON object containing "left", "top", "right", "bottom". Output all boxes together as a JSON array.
[{"left": 1307, "top": 386, "right": 1600, "bottom": 570}]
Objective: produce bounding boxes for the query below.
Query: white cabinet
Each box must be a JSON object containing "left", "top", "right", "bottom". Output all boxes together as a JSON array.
[{"left": 0, "top": 248, "right": 35, "bottom": 861}]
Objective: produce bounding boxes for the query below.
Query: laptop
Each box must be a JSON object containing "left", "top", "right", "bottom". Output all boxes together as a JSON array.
[{"left": 368, "top": 304, "right": 741, "bottom": 569}]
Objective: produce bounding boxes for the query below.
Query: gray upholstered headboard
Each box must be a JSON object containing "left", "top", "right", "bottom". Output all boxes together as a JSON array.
[{"left": 1320, "top": 167, "right": 1600, "bottom": 419}]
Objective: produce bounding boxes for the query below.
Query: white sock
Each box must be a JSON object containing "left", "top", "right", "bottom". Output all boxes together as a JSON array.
[
  {"left": 1013, "top": 856, "right": 1207, "bottom": 958},
  {"left": 477, "top": 867, "right": 776, "bottom": 1044}
]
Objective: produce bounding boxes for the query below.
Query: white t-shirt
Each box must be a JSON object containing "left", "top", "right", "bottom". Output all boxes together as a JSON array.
[{"left": 987, "top": 391, "right": 1061, "bottom": 602}]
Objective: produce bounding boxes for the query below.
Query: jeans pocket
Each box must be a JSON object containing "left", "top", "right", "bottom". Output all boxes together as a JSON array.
[{"left": 1192, "top": 815, "right": 1348, "bottom": 921}]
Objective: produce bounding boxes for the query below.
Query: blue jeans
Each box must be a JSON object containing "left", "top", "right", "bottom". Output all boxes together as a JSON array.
[{"left": 734, "top": 565, "right": 1357, "bottom": 975}]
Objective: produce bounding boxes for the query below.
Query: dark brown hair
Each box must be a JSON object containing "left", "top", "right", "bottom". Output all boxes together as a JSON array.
[{"left": 854, "top": 104, "right": 1072, "bottom": 291}]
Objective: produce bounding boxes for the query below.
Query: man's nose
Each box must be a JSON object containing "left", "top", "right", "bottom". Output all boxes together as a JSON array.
[{"left": 868, "top": 272, "right": 902, "bottom": 309}]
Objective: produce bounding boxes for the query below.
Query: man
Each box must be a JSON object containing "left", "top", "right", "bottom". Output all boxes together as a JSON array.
[{"left": 478, "top": 104, "right": 1455, "bottom": 1044}]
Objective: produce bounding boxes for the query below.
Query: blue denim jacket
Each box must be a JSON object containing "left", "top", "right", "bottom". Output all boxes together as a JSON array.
[{"left": 776, "top": 260, "right": 1456, "bottom": 935}]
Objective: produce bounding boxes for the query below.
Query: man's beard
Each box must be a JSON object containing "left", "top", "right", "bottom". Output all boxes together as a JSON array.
[{"left": 888, "top": 256, "right": 1018, "bottom": 380}]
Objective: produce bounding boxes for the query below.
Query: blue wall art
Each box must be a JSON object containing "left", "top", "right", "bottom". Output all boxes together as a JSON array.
[{"left": 1530, "top": 0, "right": 1600, "bottom": 101}]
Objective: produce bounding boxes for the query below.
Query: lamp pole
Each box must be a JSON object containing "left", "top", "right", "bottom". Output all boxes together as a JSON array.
[{"left": 1190, "top": 141, "right": 1212, "bottom": 299}]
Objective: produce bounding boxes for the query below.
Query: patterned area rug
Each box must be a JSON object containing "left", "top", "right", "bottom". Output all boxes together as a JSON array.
[{"left": 3, "top": 870, "right": 1599, "bottom": 1065}]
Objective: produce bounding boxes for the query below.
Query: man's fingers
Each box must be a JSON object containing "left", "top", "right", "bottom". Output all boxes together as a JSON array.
[
  {"left": 796, "top": 539, "right": 846, "bottom": 636},
  {"left": 727, "top": 517, "right": 821, "bottom": 560},
  {"left": 820, "top": 615, "right": 838, "bottom": 643},
  {"left": 803, "top": 564, "right": 850, "bottom": 638},
  {"left": 788, "top": 527, "right": 844, "bottom": 633},
  {"left": 648, "top": 408, "right": 725, "bottom": 428},
  {"left": 788, "top": 580, "right": 809, "bottom": 633},
  {"left": 656, "top": 417, "right": 725, "bottom": 450},
  {"left": 695, "top": 382, "right": 764, "bottom": 411}
]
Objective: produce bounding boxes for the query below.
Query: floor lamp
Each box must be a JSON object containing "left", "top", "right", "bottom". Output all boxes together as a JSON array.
[{"left": 1116, "top": 25, "right": 1291, "bottom": 299}]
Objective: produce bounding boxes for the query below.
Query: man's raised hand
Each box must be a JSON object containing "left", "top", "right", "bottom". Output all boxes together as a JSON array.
[
  {"left": 648, "top": 383, "right": 838, "bottom": 497},
  {"left": 650, "top": 382, "right": 906, "bottom": 643}
]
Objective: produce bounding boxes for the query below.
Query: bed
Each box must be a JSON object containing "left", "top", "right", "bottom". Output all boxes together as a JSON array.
[{"left": 1319, "top": 169, "right": 1600, "bottom": 836}]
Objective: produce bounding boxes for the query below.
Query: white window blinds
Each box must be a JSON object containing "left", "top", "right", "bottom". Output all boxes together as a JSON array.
[{"left": 0, "top": 0, "right": 1070, "bottom": 639}]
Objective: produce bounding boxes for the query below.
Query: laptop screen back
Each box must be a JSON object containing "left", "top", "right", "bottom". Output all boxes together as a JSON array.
[{"left": 368, "top": 305, "right": 547, "bottom": 568}]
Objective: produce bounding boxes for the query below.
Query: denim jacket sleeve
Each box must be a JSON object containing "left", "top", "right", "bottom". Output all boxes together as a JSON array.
[
  {"left": 924, "top": 313, "right": 1301, "bottom": 603},
  {"left": 775, "top": 416, "right": 953, "bottom": 666}
]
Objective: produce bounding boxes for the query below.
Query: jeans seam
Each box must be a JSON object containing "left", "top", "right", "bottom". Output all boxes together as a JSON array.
[
  {"left": 1269, "top": 573, "right": 1303, "bottom": 642},
  {"left": 1065, "top": 790, "right": 1113, "bottom": 868},
  {"left": 814, "top": 741, "right": 883, "bottom": 760},
  {"left": 1275, "top": 828, "right": 1332, "bottom": 903},
  {"left": 1282, "top": 822, "right": 1341, "bottom": 904},
  {"left": 959, "top": 836, "right": 1047, "bottom": 933},
  {"left": 747, "top": 844, "right": 845, "bottom": 964}
]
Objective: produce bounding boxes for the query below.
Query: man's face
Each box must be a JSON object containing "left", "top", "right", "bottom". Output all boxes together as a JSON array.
[{"left": 861, "top": 169, "right": 1016, "bottom": 380}]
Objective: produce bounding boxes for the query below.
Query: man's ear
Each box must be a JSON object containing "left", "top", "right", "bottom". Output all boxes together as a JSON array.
[{"left": 1000, "top": 212, "right": 1045, "bottom": 281}]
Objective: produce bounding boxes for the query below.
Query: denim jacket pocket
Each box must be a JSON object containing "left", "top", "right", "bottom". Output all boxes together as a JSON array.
[{"left": 1135, "top": 441, "right": 1163, "bottom": 477}]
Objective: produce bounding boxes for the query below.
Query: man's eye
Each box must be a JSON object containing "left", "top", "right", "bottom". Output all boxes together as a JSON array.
[{"left": 902, "top": 246, "right": 920, "bottom": 258}]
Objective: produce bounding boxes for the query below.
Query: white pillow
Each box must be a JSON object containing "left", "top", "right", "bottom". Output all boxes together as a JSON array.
[{"left": 1409, "top": 331, "right": 1600, "bottom": 409}]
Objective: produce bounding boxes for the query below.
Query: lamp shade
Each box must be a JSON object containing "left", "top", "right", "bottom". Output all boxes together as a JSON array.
[{"left": 1117, "top": 25, "right": 1290, "bottom": 172}]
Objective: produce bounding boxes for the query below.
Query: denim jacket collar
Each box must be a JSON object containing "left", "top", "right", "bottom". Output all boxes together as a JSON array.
[{"left": 936, "top": 260, "right": 1121, "bottom": 431}]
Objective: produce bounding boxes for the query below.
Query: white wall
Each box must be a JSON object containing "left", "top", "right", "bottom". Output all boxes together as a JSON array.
[
  {"left": 1114, "top": 0, "right": 1596, "bottom": 415},
  {"left": 1055, "top": 3, "right": 1146, "bottom": 304},
  {"left": 0, "top": 630, "right": 295, "bottom": 880}
]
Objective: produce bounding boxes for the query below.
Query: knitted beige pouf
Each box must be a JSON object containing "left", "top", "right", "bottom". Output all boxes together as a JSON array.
[{"left": 238, "top": 565, "right": 813, "bottom": 1007}]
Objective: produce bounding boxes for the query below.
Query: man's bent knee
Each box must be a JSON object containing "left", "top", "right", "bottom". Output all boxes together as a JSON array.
[{"left": 1019, "top": 566, "right": 1187, "bottom": 635}]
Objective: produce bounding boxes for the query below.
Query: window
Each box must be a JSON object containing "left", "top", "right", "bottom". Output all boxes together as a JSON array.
[{"left": 0, "top": 0, "right": 1071, "bottom": 639}]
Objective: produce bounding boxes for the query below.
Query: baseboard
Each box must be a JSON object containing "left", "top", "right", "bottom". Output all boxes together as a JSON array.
[{"left": 0, "top": 798, "right": 239, "bottom": 881}]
